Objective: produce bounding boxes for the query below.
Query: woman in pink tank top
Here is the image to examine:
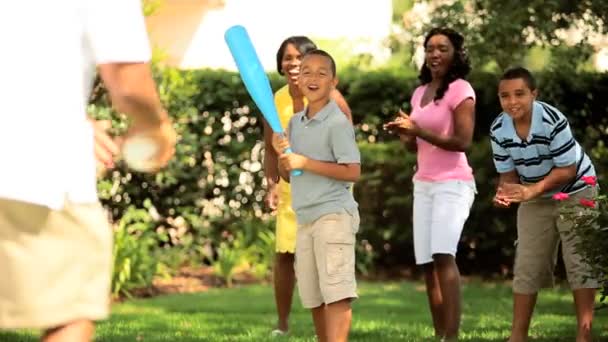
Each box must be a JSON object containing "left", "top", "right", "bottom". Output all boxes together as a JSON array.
[{"left": 384, "top": 28, "right": 476, "bottom": 341}]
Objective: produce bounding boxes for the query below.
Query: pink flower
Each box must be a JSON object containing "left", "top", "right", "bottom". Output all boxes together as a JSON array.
[
  {"left": 552, "top": 192, "right": 570, "bottom": 201},
  {"left": 579, "top": 198, "right": 596, "bottom": 208},
  {"left": 581, "top": 176, "right": 597, "bottom": 186}
]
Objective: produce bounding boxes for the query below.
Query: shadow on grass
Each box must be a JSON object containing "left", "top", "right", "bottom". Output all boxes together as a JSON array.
[
  {"left": 108, "top": 282, "right": 604, "bottom": 341},
  {"left": 3, "top": 282, "right": 603, "bottom": 342}
]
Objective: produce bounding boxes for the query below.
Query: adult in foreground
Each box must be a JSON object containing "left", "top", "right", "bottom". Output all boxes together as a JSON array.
[{"left": 0, "top": 1, "right": 175, "bottom": 341}]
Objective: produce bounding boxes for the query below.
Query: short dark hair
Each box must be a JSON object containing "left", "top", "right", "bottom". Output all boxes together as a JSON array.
[
  {"left": 301, "top": 49, "right": 337, "bottom": 77},
  {"left": 500, "top": 66, "right": 537, "bottom": 91},
  {"left": 419, "top": 27, "right": 471, "bottom": 101},
  {"left": 276, "top": 36, "right": 317, "bottom": 75}
]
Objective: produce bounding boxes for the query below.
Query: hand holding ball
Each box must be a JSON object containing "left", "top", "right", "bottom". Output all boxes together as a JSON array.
[{"left": 121, "top": 120, "right": 176, "bottom": 173}]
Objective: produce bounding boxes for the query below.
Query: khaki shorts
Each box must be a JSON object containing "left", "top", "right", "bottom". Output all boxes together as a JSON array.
[
  {"left": 295, "top": 210, "right": 359, "bottom": 309},
  {"left": 514, "top": 186, "right": 599, "bottom": 294},
  {"left": 0, "top": 199, "right": 112, "bottom": 329}
]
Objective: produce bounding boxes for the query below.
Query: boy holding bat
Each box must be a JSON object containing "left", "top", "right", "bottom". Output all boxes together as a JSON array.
[{"left": 272, "top": 49, "right": 360, "bottom": 342}]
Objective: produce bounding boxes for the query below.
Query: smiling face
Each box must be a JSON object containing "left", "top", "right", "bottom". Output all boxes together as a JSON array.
[
  {"left": 498, "top": 78, "right": 537, "bottom": 121},
  {"left": 298, "top": 54, "right": 337, "bottom": 104},
  {"left": 280, "top": 43, "right": 304, "bottom": 85},
  {"left": 424, "top": 34, "right": 455, "bottom": 80}
]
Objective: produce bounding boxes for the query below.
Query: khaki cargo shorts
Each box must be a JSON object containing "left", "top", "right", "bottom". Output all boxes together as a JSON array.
[
  {"left": 0, "top": 199, "right": 112, "bottom": 329},
  {"left": 514, "top": 186, "right": 599, "bottom": 294},
  {"left": 295, "top": 210, "right": 359, "bottom": 309}
]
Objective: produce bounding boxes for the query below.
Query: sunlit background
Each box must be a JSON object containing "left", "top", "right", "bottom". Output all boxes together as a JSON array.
[{"left": 145, "top": 0, "right": 608, "bottom": 72}]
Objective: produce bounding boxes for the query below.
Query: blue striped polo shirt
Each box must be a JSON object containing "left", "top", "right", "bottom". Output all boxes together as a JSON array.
[{"left": 489, "top": 101, "right": 595, "bottom": 196}]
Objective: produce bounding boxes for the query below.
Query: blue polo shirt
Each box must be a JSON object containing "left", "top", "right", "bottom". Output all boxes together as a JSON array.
[
  {"left": 490, "top": 101, "right": 595, "bottom": 196},
  {"left": 287, "top": 100, "right": 360, "bottom": 224}
]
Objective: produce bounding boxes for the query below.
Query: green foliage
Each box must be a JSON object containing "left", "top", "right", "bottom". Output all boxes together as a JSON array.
[
  {"left": 404, "top": 0, "right": 608, "bottom": 71},
  {"left": 560, "top": 184, "right": 608, "bottom": 306},
  {"left": 92, "top": 64, "right": 608, "bottom": 281},
  {"left": 142, "top": 0, "right": 163, "bottom": 16},
  {"left": 112, "top": 203, "right": 159, "bottom": 298},
  {"left": 355, "top": 141, "right": 416, "bottom": 266},
  {"left": 340, "top": 69, "right": 418, "bottom": 135},
  {"left": 245, "top": 230, "right": 275, "bottom": 280},
  {"left": 341, "top": 68, "right": 608, "bottom": 275},
  {"left": 212, "top": 241, "right": 245, "bottom": 288},
  {"left": 356, "top": 237, "right": 378, "bottom": 276},
  {"left": 5, "top": 282, "right": 608, "bottom": 341},
  {"left": 238, "top": 223, "right": 276, "bottom": 281},
  {"left": 392, "top": 0, "right": 414, "bottom": 23},
  {"left": 91, "top": 68, "right": 283, "bottom": 257},
  {"left": 211, "top": 219, "right": 276, "bottom": 286}
]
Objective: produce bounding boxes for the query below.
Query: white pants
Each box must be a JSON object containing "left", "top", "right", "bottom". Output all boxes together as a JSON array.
[{"left": 413, "top": 179, "right": 476, "bottom": 265}]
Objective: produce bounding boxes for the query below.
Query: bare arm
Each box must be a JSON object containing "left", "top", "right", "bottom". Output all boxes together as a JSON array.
[
  {"left": 497, "top": 170, "right": 520, "bottom": 186},
  {"left": 415, "top": 98, "right": 475, "bottom": 152},
  {"left": 330, "top": 89, "right": 353, "bottom": 123},
  {"left": 493, "top": 170, "right": 519, "bottom": 208},
  {"left": 304, "top": 160, "right": 360, "bottom": 182},
  {"left": 415, "top": 98, "right": 475, "bottom": 151},
  {"left": 275, "top": 138, "right": 360, "bottom": 183},
  {"left": 528, "top": 165, "right": 576, "bottom": 196},
  {"left": 384, "top": 98, "right": 474, "bottom": 152},
  {"left": 400, "top": 134, "right": 417, "bottom": 153},
  {"left": 501, "top": 165, "right": 577, "bottom": 202},
  {"left": 98, "top": 62, "right": 169, "bottom": 127},
  {"left": 89, "top": 119, "right": 118, "bottom": 170},
  {"left": 278, "top": 153, "right": 360, "bottom": 182},
  {"left": 263, "top": 119, "right": 280, "bottom": 185},
  {"left": 98, "top": 62, "right": 175, "bottom": 170},
  {"left": 262, "top": 118, "right": 282, "bottom": 208},
  {"left": 277, "top": 160, "right": 291, "bottom": 183},
  {"left": 271, "top": 129, "right": 292, "bottom": 183}
]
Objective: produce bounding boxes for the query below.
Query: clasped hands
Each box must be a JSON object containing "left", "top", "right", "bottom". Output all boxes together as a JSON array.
[
  {"left": 383, "top": 110, "right": 419, "bottom": 142},
  {"left": 383, "top": 111, "right": 543, "bottom": 207},
  {"left": 271, "top": 133, "right": 308, "bottom": 172},
  {"left": 493, "top": 183, "right": 543, "bottom": 207}
]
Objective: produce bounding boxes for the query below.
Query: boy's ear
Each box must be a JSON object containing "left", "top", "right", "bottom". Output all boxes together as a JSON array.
[
  {"left": 531, "top": 89, "right": 538, "bottom": 99},
  {"left": 332, "top": 76, "right": 339, "bottom": 88}
]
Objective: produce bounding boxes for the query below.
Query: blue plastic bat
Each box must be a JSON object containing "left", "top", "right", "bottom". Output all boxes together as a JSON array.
[{"left": 225, "top": 25, "right": 302, "bottom": 176}]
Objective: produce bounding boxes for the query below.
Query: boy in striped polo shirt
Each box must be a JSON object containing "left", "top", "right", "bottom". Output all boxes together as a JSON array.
[{"left": 490, "top": 67, "right": 598, "bottom": 342}]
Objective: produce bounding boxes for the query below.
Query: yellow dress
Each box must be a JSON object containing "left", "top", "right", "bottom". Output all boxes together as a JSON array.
[{"left": 274, "top": 85, "right": 307, "bottom": 253}]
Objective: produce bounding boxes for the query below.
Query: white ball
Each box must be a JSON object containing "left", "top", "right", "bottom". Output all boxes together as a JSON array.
[{"left": 122, "top": 135, "right": 160, "bottom": 172}]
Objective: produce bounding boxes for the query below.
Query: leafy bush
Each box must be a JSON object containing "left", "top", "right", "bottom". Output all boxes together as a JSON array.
[
  {"left": 91, "top": 65, "right": 608, "bottom": 281},
  {"left": 212, "top": 241, "right": 245, "bottom": 288},
  {"left": 111, "top": 203, "right": 159, "bottom": 298},
  {"left": 209, "top": 222, "right": 276, "bottom": 287},
  {"left": 559, "top": 179, "right": 608, "bottom": 306}
]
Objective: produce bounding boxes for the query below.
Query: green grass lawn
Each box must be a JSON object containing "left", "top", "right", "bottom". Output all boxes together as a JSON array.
[{"left": 2, "top": 281, "right": 606, "bottom": 341}]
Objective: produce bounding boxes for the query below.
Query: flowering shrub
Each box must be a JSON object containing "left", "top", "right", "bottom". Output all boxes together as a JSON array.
[{"left": 555, "top": 176, "right": 608, "bottom": 307}]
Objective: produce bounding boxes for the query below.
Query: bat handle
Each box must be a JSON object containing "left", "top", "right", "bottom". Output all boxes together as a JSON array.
[{"left": 283, "top": 147, "right": 303, "bottom": 177}]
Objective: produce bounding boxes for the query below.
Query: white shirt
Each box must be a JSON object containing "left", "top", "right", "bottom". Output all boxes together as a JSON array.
[{"left": 0, "top": 0, "right": 151, "bottom": 209}]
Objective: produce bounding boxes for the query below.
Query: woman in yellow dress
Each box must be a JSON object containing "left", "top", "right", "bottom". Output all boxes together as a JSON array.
[{"left": 263, "top": 36, "right": 352, "bottom": 335}]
